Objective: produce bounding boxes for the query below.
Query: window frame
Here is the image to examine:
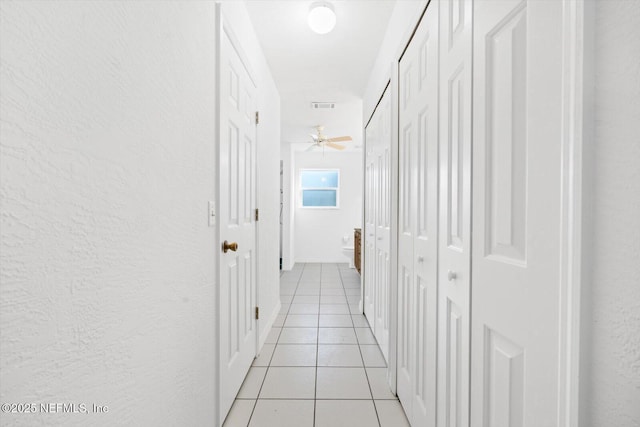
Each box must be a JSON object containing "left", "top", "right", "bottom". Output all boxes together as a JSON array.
[{"left": 299, "top": 168, "right": 340, "bottom": 209}]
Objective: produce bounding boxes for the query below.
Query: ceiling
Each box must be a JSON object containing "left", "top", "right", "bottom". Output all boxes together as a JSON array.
[{"left": 245, "top": 0, "right": 397, "bottom": 150}]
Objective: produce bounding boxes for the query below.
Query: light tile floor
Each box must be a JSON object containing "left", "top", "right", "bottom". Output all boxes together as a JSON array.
[{"left": 223, "top": 263, "right": 411, "bottom": 427}]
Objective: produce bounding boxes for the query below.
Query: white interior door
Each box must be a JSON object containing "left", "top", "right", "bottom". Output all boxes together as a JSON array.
[
  {"left": 218, "top": 17, "right": 258, "bottom": 424},
  {"left": 397, "top": 51, "right": 418, "bottom": 419},
  {"left": 437, "top": 0, "right": 473, "bottom": 426},
  {"left": 397, "top": 2, "right": 440, "bottom": 424},
  {"left": 373, "top": 88, "right": 391, "bottom": 362},
  {"left": 364, "top": 120, "right": 377, "bottom": 323},
  {"left": 471, "top": 1, "right": 566, "bottom": 425},
  {"left": 365, "top": 86, "right": 392, "bottom": 361}
]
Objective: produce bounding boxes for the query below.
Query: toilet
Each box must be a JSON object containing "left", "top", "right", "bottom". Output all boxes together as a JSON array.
[{"left": 342, "top": 246, "right": 355, "bottom": 268}]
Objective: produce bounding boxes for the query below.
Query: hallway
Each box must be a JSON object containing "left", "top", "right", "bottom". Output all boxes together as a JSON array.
[
  {"left": 1, "top": 2, "right": 639, "bottom": 426},
  {"left": 223, "top": 264, "right": 409, "bottom": 427}
]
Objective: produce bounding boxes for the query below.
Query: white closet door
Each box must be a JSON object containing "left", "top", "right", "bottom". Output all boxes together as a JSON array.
[
  {"left": 364, "top": 87, "right": 392, "bottom": 362},
  {"left": 397, "top": 2, "right": 440, "bottom": 425},
  {"left": 364, "top": 121, "right": 377, "bottom": 322},
  {"left": 374, "top": 88, "right": 391, "bottom": 361},
  {"left": 471, "top": 1, "right": 565, "bottom": 425},
  {"left": 437, "top": 0, "right": 473, "bottom": 426},
  {"left": 397, "top": 38, "right": 418, "bottom": 420}
]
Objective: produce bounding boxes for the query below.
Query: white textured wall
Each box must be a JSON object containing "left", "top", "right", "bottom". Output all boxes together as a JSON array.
[
  {"left": 294, "top": 151, "right": 363, "bottom": 263},
  {"left": 256, "top": 83, "right": 282, "bottom": 343},
  {"left": 0, "top": 2, "right": 219, "bottom": 425},
  {"left": 581, "top": 1, "right": 640, "bottom": 426},
  {"left": 281, "top": 143, "right": 296, "bottom": 270},
  {"left": 362, "top": 0, "right": 427, "bottom": 121}
]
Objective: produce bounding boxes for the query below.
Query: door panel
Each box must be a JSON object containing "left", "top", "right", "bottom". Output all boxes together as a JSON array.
[
  {"left": 219, "top": 20, "right": 257, "bottom": 424},
  {"left": 438, "top": 0, "right": 472, "bottom": 426},
  {"left": 471, "top": 1, "right": 564, "bottom": 425},
  {"left": 446, "top": 300, "right": 463, "bottom": 427},
  {"left": 364, "top": 86, "right": 392, "bottom": 361},
  {"left": 396, "top": 99, "right": 415, "bottom": 416},
  {"left": 447, "top": 67, "right": 465, "bottom": 250},
  {"left": 364, "top": 143, "right": 375, "bottom": 320},
  {"left": 397, "top": 263, "right": 414, "bottom": 419},
  {"left": 397, "top": 2, "right": 439, "bottom": 425},
  {"left": 375, "top": 90, "right": 391, "bottom": 360},
  {"left": 483, "top": 1, "right": 527, "bottom": 265},
  {"left": 364, "top": 112, "right": 378, "bottom": 323}
]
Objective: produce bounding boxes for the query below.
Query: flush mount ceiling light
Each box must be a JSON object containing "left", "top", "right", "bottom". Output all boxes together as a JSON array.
[{"left": 308, "top": 2, "right": 336, "bottom": 34}]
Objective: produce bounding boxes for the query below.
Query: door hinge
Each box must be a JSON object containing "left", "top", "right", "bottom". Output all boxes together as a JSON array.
[
  {"left": 255, "top": 111, "right": 259, "bottom": 125},
  {"left": 255, "top": 306, "right": 259, "bottom": 320},
  {"left": 255, "top": 208, "right": 259, "bottom": 221}
]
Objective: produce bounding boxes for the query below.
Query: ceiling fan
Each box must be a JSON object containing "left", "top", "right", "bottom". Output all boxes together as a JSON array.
[{"left": 306, "top": 125, "right": 353, "bottom": 151}]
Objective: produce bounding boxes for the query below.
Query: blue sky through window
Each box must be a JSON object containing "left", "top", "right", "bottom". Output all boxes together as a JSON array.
[
  {"left": 301, "top": 169, "right": 339, "bottom": 207},
  {"left": 301, "top": 170, "right": 339, "bottom": 188}
]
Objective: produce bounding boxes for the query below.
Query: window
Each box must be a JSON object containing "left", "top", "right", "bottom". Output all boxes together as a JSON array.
[{"left": 300, "top": 169, "right": 339, "bottom": 208}]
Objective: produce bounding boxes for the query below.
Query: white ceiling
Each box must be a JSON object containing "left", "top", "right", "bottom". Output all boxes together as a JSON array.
[{"left": 245, "top": 0, "right": 396, "bottom": 149}]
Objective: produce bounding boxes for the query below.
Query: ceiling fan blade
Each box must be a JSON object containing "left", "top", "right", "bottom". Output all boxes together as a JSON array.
[
  {"left": 326, "top": 135, "right": 352, "bottom": 143},
  {"left": 325, "top": 142, "right": 346, "bottom": 150},
  {"left": 305, "top": 144, "right": 317, "bottom": 152}
]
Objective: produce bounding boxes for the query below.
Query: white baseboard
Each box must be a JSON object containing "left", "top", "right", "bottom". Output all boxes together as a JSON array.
[{"left": 258, "top": 299, "right": 281, "bottom": 350}]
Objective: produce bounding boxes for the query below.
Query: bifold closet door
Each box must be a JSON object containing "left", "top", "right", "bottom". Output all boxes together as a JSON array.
[
  {"left": 397, "top": 2, "right": 439, "bottom": 426},
  {"left": 471, "top": 1, "right": 567, "bottom": 425},
  {"left": 364, "top": 87, "right": 391, "bottom": 362},
  {"left": 364, "top": 121, "right": 377, "bottom": 324},
  {"left": 375, "top": 88, "right": 391, "bottom": 361},
  {"left": 437, "top": 0, "right": 473, "bottom": 425}
]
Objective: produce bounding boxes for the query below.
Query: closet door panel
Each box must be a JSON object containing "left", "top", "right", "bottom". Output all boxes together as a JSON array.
[
  {"left": 438, "top": 0, "right": 473, "bottom": 426},
  {"left": 413, "top": 4, "right": 440, "bottom": 427},
  {"left": 471, "top": 1, "right": 565, "bottom": 425},
  {"left": 364, "top": 122, "right": 377, "bottom": 323},
  {"left": 364, "top": 86, "right": 392, "bottom": 361},
  {"left": 374, "top": 90, "right": 392, "bottom": 360},
  {"left": 397, "top": 69, "right": 416, "bottom": 416},
  {"left": 398, "top": 2, "right": 439, "bottom": 425}
]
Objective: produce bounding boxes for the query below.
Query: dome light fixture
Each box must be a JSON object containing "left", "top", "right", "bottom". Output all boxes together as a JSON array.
[{"left": 308, "top": 2, "right": 336, "bottom": 35}]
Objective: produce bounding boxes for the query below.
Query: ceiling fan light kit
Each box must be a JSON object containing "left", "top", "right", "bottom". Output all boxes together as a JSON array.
[
  {"left": 308, "top": 2, "right": 336, "bottom": 34},
  {"left": 306, "top": 125, "right": 352, "bottom": 152}
]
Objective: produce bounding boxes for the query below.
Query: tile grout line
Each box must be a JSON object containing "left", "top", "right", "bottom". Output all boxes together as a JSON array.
[
  {"left": 339, "top": 264, "right": 383, "bottom": 427},
  {"left": 232, "top": 263, "right": 391, "bottom": 426},
  {"left": 313, "top": 262, "right": 322, "bottom": 427},
  {"left": 236, "top": 397, "right": 394, "bottom": 401},
  {"left": 268, "top": 366, "right": 381, "bottom": 370},
  {"left": 245, "top": 263, "right": 307, "bottom": 427}
]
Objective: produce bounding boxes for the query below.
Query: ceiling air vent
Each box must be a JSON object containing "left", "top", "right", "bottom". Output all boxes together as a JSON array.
[{"left": 311, "top": 102, "right": 336, "bottom": 109}]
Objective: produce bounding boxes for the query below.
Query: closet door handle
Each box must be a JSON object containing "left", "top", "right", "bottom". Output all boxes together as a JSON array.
[
  {"left": 417, "top": 256, "right": 424, "bottom": 263},
  {"left": 447, "top": 270, "right": 457, "bottom": 281}
]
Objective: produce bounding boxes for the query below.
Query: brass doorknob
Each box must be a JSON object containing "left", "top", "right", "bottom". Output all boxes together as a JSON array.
[{"left": 223, "top": 240, "right": 238, "bottom": 253}]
